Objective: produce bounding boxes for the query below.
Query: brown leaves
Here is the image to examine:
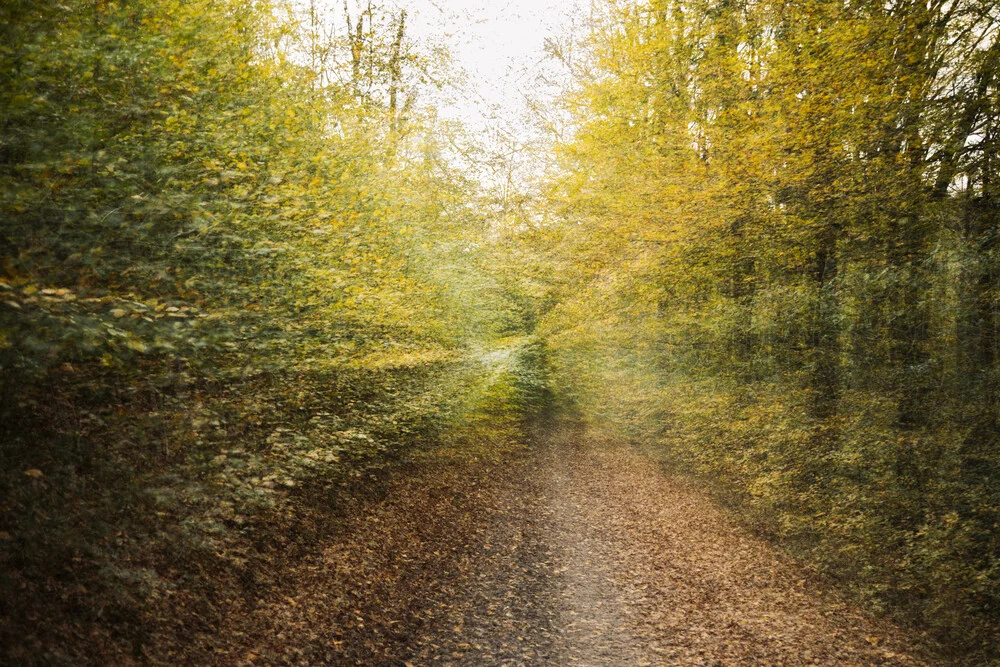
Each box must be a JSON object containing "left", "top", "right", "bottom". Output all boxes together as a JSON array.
[
  {"left": 144, "top": 425, "right": 938, "bottom": 665},
  {"left": 539, "top": 428, "right": 935, "bottom": 665}
]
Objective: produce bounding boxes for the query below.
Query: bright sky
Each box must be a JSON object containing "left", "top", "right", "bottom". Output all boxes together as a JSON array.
[
  {"left": 399, "top": 0, "right": 586, "bottom": 184},
  {"left": 403, "top": 0, "right": 581, "bottom": 123},
  {"left": 318, "top": 0, "right": 587, "bottom": 185}
]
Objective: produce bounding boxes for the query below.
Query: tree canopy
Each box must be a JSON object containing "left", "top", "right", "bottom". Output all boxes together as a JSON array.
[{"left": 529, "top": 0, "right": 1000, "bottom": 655}]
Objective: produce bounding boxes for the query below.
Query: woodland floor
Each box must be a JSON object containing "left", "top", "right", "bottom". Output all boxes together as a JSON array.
[{"left": 151, "top": 423, "right": 941, "bottom": 666}]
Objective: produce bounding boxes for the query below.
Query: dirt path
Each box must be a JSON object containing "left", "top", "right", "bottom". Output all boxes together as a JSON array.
[
  {"left": 539, "top": 429, "right": 933, "bottom": 666},
  {"left": 160, "top": 424, "right": 938, "bottom": 665}
]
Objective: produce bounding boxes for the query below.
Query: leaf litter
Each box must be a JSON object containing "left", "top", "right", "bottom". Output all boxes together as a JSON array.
[{"left": 152, "top": 423, "right": 941, "bottom": 665}]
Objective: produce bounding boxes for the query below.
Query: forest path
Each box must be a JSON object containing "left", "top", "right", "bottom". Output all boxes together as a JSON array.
[
  {"left": 534, "top": 429, "right": 932, "bottom": 666},
  {"left": 175, "top": 424, "right": 937, "bottom": 665}
]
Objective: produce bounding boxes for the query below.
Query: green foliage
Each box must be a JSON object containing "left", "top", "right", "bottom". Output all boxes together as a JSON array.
[
  {"left": 532, "top": 0, "right": 1000, "bottom": 659},
  {"left": 0, "top": 0, "right": 540, "bottom": 661}
]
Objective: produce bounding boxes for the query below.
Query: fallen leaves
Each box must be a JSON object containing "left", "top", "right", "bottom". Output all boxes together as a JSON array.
[{"left": 108, "top": 424, "right": 941, "bottom": 665}]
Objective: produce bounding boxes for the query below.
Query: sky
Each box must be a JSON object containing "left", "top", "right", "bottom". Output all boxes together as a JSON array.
[
  {"left": 402, "top": 0, "right": 582, "bottom": 129},
  {"left": 396, "top": 0, "right": 587, "bottom": 186},
  {"left": 312, "top": 0, "right": 588, "bottom": 186}
]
